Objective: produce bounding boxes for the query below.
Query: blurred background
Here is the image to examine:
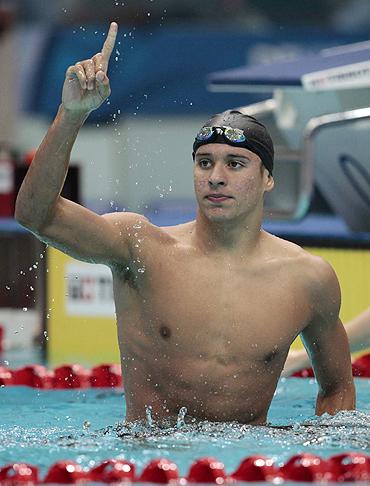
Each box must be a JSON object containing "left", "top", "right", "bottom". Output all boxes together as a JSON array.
[{"left": 0, "top": 0, "right": 369, "bottom": 367}]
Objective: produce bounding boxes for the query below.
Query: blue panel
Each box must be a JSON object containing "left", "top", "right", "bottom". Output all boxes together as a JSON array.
[
  {"left": 28, "top": 25, "right": 369, "bottom": 122},
  {"left": 209, "top": 44, "right": 370, "bottom": 88}
]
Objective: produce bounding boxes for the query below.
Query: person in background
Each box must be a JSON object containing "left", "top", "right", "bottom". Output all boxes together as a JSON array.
[{"left": 283, "top": 306, "right": 370, "bottom": 377}]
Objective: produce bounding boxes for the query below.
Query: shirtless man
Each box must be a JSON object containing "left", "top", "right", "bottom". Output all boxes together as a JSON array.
[{"left": 15, "top": 22, "right": 355, "bottom": 425}]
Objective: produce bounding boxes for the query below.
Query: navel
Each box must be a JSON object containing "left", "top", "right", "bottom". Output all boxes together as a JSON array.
[{"left": 159, "top": 326, "right": 171, "bottom": 339}]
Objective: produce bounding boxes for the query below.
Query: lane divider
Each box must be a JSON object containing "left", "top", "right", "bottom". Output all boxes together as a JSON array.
[
  {"left": 292, "top": 352, "right": 370, "bottom": 378},
  {"left": 1, "top": 352, "right": 370, "bottom": 388},
  {"left": 1, "top": 453, "right": 370, "bottom": 483},
  {"left": 0, "top": 364, "right": 123, "bottom": 388}
]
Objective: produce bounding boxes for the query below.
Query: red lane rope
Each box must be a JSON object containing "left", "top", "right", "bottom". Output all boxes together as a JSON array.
[
  {"left": 1, "top": 453, "right": 370, "bottom": 483},
  {"left": 292, "top": 352, "right": 370, "bottom": 378},
  {"left": 0, "top": 363, "right": 123, "bottom": 388},
  {"left": 1, "top": 352, "right": 370, "bottom": 388}
]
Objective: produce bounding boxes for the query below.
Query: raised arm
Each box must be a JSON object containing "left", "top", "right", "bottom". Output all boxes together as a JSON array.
[
  {"left": 15, "top": 23, "right": 147, "bottom": 266},
  {"left": 300, "top": 257, "right": 355, "bottom": 416}
]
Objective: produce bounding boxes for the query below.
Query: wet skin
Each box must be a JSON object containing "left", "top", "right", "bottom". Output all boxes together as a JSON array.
[{"left": 114, "top": 223, "right": 315, "bottom": 424}]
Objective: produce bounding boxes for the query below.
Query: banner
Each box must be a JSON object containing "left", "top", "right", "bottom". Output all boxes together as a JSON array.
[{"left": 47, "top": 248, "right": 119, "bottom": 366}]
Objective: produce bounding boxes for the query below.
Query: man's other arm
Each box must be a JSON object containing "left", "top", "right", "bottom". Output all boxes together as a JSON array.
[{"left": 301, "top": 257, "right": 355, "bottom": 415}]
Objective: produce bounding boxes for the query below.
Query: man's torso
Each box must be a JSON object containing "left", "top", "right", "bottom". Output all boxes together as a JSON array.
[{"left": 112, "top": 221, "right": 315, "bottom": 424}]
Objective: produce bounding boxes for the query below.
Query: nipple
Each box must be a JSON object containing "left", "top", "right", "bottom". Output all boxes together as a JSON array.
[
  {"left": 176, "top": 407, "right": 188, "bottom": 429},
  {"left": 160, "top": 326, "right": 171, "bottom": 339}
]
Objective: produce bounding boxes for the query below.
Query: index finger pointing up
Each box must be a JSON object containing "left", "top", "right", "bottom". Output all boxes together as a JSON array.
[{"left": 101, "top": 22, "right": 118, "bottom": 71}]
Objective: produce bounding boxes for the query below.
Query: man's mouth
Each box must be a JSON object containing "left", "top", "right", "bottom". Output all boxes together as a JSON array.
[{"left": 206, "top": 194, "right": 232, "bottom": 203}]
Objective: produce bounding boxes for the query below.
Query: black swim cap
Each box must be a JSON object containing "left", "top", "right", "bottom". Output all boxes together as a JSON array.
[{"left": 193, "top": 110, "right": 274, "bottom": 175}]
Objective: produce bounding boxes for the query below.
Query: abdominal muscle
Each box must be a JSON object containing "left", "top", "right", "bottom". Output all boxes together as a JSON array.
[{"left": 120, "top": 335, "right": 284, "bottom": 425}]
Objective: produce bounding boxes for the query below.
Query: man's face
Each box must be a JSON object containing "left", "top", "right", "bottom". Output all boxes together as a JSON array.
[{"left": 193, "top": 143, "right": 274, "bottom": 222}]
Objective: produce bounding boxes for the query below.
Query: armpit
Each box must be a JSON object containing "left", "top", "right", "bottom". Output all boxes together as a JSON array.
[{"left": 263, "top": 348, "right": 280, "bottom": 364}]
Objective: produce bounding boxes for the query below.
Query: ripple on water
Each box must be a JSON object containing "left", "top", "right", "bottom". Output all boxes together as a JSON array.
[
  {"left": 101, "top": 409, "right": 370, "bottom": 456},
  {"left": 1, "top": 381, "right": 370, "bottom": 474},
  {"left": 1, "top": 410, "right": 370, "bottom": 456}
]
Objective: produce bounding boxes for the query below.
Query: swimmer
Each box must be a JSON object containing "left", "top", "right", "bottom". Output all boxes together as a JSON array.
[
  {"left": 283, "top": 306, "right": 370, "bottom": 376},
  {"left": 15, "top": 22, "right": 355, "bottom": 425}
]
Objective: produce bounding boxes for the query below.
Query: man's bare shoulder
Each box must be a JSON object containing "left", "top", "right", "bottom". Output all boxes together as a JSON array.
[
  {"left": 263, "top": 231, "right": 311, "bottom": 264},
  {"left": 264, "top": 232, "right": 340, "bottom": 301}
]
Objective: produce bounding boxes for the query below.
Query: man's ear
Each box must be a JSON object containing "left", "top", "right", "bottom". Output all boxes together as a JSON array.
[{"left": 264, "top": 172, "right": 274, "bottom": 192}]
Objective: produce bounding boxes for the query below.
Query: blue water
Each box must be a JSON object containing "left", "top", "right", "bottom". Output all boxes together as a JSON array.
[{"left": 1, "top": 378, "right": 370, "bottom": 481}]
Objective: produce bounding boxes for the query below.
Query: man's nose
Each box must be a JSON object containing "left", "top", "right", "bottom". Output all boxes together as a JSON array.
[{"left": 208, "top": 165, "right": 226, "bottom": 187}]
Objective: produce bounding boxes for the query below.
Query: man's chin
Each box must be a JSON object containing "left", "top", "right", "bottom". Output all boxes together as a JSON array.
[{"left": 201, "top": 208, "right": 236, "bottom": 223}]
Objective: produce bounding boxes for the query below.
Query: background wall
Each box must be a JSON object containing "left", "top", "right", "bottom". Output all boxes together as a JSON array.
[
  {"left": 17, "top": 113, "right": 204, "bottom": 213},
  {"left": 1, "top": 0, "right": 369, "bottom": 364},
  {"left": 46, "top": 246, "right": 370, "bottom": 366}
]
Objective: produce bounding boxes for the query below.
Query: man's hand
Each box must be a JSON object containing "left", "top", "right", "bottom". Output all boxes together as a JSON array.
[{"left": 62, "top": 22, "right": 118, "bottom": 114}]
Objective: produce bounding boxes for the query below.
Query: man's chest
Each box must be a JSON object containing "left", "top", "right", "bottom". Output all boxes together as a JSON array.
[{"left": 133, "top": 251, "right": 312, "bottom": 356}]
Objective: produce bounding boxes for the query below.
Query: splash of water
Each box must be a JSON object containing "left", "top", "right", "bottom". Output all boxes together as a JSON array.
[
  {"left": 176, "top": 407, "right": 187, "bottom": 429},
  {"left": 145, "top": 405, "right": 154, "bottom": 427}
]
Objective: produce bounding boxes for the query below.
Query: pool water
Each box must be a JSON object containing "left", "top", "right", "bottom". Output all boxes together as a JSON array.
[{"left": 1, "top": 378, "right": 370, "bottom": 481}]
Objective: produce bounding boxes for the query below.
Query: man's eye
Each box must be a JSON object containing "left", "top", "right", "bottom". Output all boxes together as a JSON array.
[
  {"left": 198, "top": 159, "right": 211, "bottom": 168},
  {"left": 229, "top": 160, "right": 244, "bottom": 169}
]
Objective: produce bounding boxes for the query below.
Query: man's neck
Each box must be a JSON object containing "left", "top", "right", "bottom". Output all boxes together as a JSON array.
[{"left": 193, "top": 209, "right": 264, "bottom": 256}]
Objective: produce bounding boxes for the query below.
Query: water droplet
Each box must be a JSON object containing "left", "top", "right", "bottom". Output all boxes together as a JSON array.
[
  {"left": 5, "top": 285, "right": 10, "bottom": 290},
  {"left": 138, "top": 268, "right": 145, "bottom": 273},
  {"left": 22, "top": 307, "right": 28, "bottom": 312},
  {"left": 83, "top": 420, "right": 91, "bottom": 429}
]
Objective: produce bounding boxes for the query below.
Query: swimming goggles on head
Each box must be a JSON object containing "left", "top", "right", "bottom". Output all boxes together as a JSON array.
[{"left": 195, "top": 126, "right": 246, "bottom": 144}]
